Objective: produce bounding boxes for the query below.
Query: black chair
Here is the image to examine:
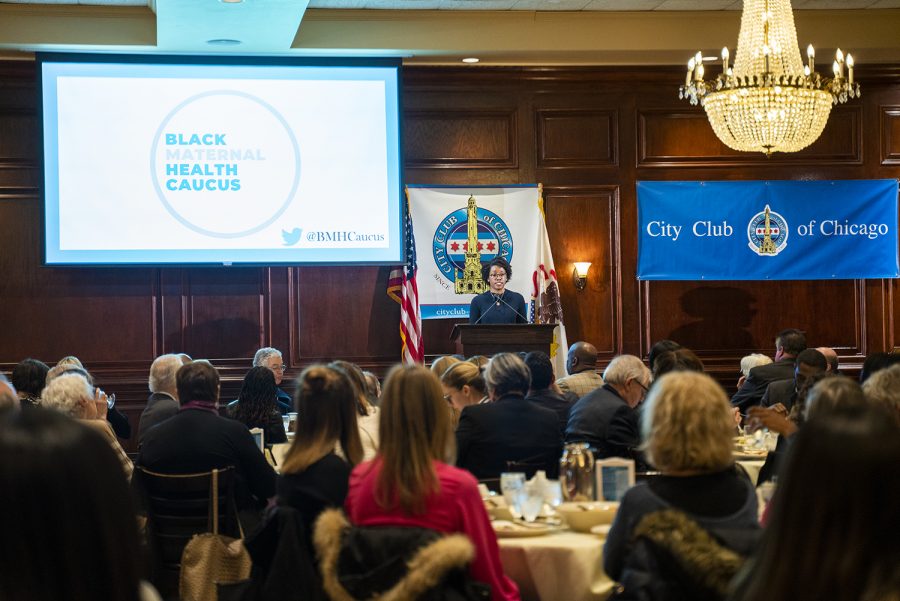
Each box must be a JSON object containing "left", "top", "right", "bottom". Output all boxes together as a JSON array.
[{"left": 134, "top": 466, "right": 240, "bottom": 600}]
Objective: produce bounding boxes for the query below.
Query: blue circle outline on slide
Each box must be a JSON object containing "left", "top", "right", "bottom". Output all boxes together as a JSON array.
[{"left": 150, "top": 90, "right": 301, "bottom": 239}]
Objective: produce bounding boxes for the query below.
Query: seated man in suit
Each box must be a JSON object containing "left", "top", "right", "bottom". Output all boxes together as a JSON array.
[
  {"left": 137, "top": 353, "right": 183, "bottom": 443},
  {"left": 762, "top": 348, "right": 827, "bottom": 413},
  {"left": 253, "top": 347, "right": 293, "bottom": 414},
  {"left": 556, "top": 341, "right": 603, "bottom": 397},
  {"left": 456, "top": 353, "right": 562, "bottom": 480},
  {"left": 137, "top": 361, "right": 276, "bottom": 513},
  {"left": 731, "top": 328, "right": 806, "bottom": 415},
  {"left": 565, "top": 354, "right": 651, "bottom": 468}
]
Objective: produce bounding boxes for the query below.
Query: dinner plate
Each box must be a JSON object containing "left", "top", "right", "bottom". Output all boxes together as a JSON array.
[
  {"left": 590, "top": 524, "right": 612, "bottom": 537},
  {"left": 492, "top": 520, "right": 555, "bottom": 538}
]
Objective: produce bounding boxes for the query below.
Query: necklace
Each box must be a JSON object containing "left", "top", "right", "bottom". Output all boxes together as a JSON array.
[{"left": 492, "top": 291, "right": 503, "bottom": 306}]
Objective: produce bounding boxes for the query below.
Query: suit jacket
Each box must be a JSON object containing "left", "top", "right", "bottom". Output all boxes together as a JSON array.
[
  {"left": 524, "top": 388, "right": 574, "bottom": 435},
  {"left": 455, "top": 393, "right": 563, "bottom": 480},
  {"left": 137, "top": 391, "right": 179, "bottom": 443},
  {"left": 731, "top": 358, "right": 796, "bottom": 414},
  {"left": 761, "top": 378, "right": 796, "bottom": 411},
  {"left": 137, "top": 407, "right": 277, "bottom": 509},
  {"left": 556, "top": 371, "right": 604, "bottom": 398},
  {"left": 565, "top": 384, "right": 642, "bottom": 464}
]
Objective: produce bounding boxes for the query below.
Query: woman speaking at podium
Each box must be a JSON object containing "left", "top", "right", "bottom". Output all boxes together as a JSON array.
[{"left": 469, "top": 257, "right": 528, "bottom": 325}]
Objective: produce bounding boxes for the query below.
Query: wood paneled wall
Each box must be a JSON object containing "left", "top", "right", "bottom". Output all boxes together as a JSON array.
[{"left": 1, "top": 62, "right": 899, "bottom": 449}]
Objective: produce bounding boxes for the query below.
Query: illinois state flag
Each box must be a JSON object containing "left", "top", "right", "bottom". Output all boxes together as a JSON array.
[{"left": 406, "top": 184, "right": 568, "bottom": 372}]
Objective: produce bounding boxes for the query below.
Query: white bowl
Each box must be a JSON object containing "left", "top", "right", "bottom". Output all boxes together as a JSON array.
[{"left": 555, "top": 502, "right": 619, "bottom": 532}]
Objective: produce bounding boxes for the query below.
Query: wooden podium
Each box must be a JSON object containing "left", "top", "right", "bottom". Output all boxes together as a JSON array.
[{"left": 449, "top": 323, "right": 557, "bottom": 357}]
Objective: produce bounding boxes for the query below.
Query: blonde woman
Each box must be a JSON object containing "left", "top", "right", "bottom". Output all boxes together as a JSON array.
[
  {"left": 604, "top": 371, "right": 760, "bottom": 599},
  {"left": 440, "top": 361, "right": 488, "bottom": 411},
  {"left": 343, "top": 365, "right": 520, "bottom": 601}
]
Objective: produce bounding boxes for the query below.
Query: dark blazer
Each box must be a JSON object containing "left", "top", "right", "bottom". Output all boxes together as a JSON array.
[
  {"left": 731, "top": 358, "right": 796, "bottom": 414},
  {"left": 468, "top": 290, "right": 528, "bottom": 324},
  {"left": 525, "top": 388, "right": 574, "bottom": 436},
  {"left": 761, "top": 378, "right": 796, "bottom": 411},
  {"left": 137, "top": 407, "right": 277, "bottom": 510},
  {"left": 137, "top": 391, "right": 179, "bottom": 443},
  {"left": 106, "top": 406, "right": 132, "bottom": 439},
  {"left": 565, "top": 384, "right": 641, "bottom": 463},
  {"left": 455, "top": 393, "right": 563, "bottom": 480},
  {"left": 275, "top": 388, "right": 293, "bottom": 415}
]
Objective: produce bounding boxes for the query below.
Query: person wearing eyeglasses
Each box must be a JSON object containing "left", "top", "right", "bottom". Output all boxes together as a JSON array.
[
  {"left": 253, "top": 347, "right": 293, "bottom": 414},
  {"left": 565, "top": 354, "right": 652, "bottom": 468},
  {"left": 468, "top": 257, "right": 528, "bottom": 325}
]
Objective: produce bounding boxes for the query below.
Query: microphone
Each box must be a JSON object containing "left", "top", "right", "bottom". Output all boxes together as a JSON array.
[
  {"left": 495, "top": 292, "right": 529, "bottom": 323},
  {"left": 472, "top": 295, "right": 500, "bottom": 325}
]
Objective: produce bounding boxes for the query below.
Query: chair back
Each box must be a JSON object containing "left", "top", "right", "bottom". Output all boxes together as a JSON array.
[{"left": 134, "top": 466, "right": 240, "bottom": 599}]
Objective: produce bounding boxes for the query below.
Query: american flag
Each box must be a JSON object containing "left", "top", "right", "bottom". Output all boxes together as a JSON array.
[{"left": 387, "top": 196, "right": 424, "bottom": 364}]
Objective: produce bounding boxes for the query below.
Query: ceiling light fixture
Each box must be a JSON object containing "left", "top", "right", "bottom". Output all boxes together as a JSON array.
[
  {"left": 462, "top": 57, "right": 480, "bottom": 64},
  {"left": 206, "top": 39, "right": 242, "bottom": 46},
  {"left": 680, "top": 0, "right": 860, "bottom": 156}
]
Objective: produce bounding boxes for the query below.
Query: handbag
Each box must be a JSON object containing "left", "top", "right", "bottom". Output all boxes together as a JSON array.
[{"left": 180, "top": 469, "right": 252, "bottom": 601}]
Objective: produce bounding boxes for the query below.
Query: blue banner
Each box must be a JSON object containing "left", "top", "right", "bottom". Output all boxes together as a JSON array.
[{"left": 637, "top": 180, "right": 899, "bottom": 281}]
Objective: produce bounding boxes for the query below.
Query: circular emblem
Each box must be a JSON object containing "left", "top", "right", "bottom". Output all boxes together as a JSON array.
[
  {"left": 747, "top": 205, "right": 789, "bottom": 256},
  {"left": 432, "top": 207, "right": 513, "bottom": 282},
  {"left": 150, "top": 90, "right": 301, "bottom": 239}
]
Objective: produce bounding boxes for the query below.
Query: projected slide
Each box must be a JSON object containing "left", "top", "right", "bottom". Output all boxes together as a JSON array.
[{"left": 40, "top": 57, "right": 402, "bottom": 265}]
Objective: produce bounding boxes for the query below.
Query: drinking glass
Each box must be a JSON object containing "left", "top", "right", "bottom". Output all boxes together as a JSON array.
[
  {"left": 520, "top": 484, "right": 544, "bottom": 523},
  {"left": 282, "top": 414, "right": 291, "bottom": 433},
  {"left": 500, "top": 472, "right": 526, "bottom": 519}
]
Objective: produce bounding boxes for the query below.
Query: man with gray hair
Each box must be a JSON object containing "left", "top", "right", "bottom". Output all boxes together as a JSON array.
[
  {"left": 455, "top": 352, "right": 562, "bottom": 481},
  {"left": 137, "top": 354, "right": 183, "bottom": 443},
  {"left": 566, "top": 354, "right": 652, "bottom": 466},
  {"left": 253, "top": 347, "right": 292, "bottom": 414}
]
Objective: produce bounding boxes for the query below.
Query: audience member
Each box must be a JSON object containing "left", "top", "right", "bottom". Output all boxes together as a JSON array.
[
  {"left": 440, "top": 361, "right": 488, "bottom": 411},
  {"left": 858, "top": 351, "right": 900, "bottom": 383},
  {"left": 861, "top": 363, "right": 900, "bottom": 422},
  {"left": 0, "top": 374, "right": 17, "bottom": 413},
  {"left": 253, "top": 347, "right": 293, "bottom": 414},
  {"left": 737, "top": 353, "right": 772, "bottom": 390},
  {"left": 137, "top": 353, "right": 182, "bottom": 443},
  {"left": 430, "top": 355, "right": 461, "bottom": 377},
  {"left": 342, "top": 365, "right": 520, "bottom": 601},
  {"left": 361, "top": 370, "right": 381, "bottom": 406},
  {"left": 556, "top": 341, "right": 602, "bottom": 396},
  {"left": 605, "top": 372, "right": 759, "bottom": 599},
  {"left": 815, "top": 346, "right": 839, "bottom": 373},
  {"left": 467, "top": 355, "right": 490, "bottom": 368},
  {"left": 330, "top": 360, "right": 379, "bottom": 461},
  {"left": 651, "top": 347, "right": 704, "bottom": 379},
  {"left": 226, "top": 366, "right": 288, "bottom": 445},
  {"left": 647, "top": 339, "right": 682, "bottom": 374},
  {"left": 10, "top": 358, "right": 48, "bottom": 410},
  {"left": 0, "top": 409, "right": 159, "bottom": 601},
  {"left": 456, "top": 353, "right": 562, "bottom": 480},
  {"left": 805, "top": 376, "right": 868, "bottom": 421},
  {"left": 524, "top": 351, "right": 574, "bottom": 434},
  {"left": 761, "top": 348, "right": 826, "bottom": 413},
  {"left": 41, "top": 372, "right": 133, "bottom": 479},
  {"left": 278, "top": 365, "right": 363, "bottom": 546},
  {"left": 48, "top": 356, "right": 132, "bottom": 440},
  {"left": 565, "top": 354, "right": 651, "bottom": 466},
  {"left": 731, "top": 406, "right": 900, "bottom": 601},
  {"left": 732, "top": 328, "right": 806, "bottom": 413},
  {"left": 137, "top": 361, "right": 276, "bottom": 516}
]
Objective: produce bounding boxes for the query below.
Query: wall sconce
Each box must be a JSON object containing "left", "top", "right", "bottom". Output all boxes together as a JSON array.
[{"left": 573, "top": 262, "right": 591, "bottom": 291}]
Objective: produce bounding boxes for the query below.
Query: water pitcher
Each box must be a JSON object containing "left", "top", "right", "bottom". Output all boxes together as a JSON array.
[{"left": 559, "top": 443, "right": 595, "bottom": 502}]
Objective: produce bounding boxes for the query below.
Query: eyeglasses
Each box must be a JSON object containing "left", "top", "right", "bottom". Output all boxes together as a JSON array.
[
  {"left": 635, "top": 380, "right": 649, "bottom": 398},
  {"left": 270, "top": 364, "right": 287, "bottom": 372},
  {"left": 488, "top": 272, "right": 507, "bottom": 279},
  {"left": 442, "top": 393, "right": 453, "bottom": 402}
]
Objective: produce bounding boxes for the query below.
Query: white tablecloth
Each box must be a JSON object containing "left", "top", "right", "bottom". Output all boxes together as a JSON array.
[{"left": 497, "top": 530, "right": 614, "bottom": 601}]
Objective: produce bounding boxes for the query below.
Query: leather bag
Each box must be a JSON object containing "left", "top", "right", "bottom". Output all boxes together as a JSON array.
[{"left": 180, "top": 469, "right": 252, "bottom": 601}]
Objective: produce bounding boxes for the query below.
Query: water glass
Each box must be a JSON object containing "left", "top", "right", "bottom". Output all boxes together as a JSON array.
[
  {"left": 500, "top": 472, "right": 526, "bottom": 519},
  {"left": 520, "top": 485, "right": 544, "bottom": 523},
  {"left": 282, "top": 414, "right": 291, "bottom": 433}
]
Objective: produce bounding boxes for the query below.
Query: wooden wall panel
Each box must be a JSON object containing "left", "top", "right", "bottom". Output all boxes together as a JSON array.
[
  {"left": 637, "top": 105, "right": 862, "bottom": 167},
  {"left": 881, "top": 106, "right": 900, "bottom": 165},
  {"left": 536, "top": 109, "right": 617, "bottom": 168},
  {"left": 542, "top": 186, "right": 620, "bottom": 358},
  {"left": 404, "top": 109, "right": 518, "bottom": 169}
]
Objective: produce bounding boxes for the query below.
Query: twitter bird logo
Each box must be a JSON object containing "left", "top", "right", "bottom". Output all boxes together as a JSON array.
[{"left": 282, "top": 228, "right": 303, "bottom": 246}]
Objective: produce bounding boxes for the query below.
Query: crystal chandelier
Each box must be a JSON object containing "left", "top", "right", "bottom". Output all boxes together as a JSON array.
[{"left": 679, "top": 0, "right": 860, "bottom": 156}]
